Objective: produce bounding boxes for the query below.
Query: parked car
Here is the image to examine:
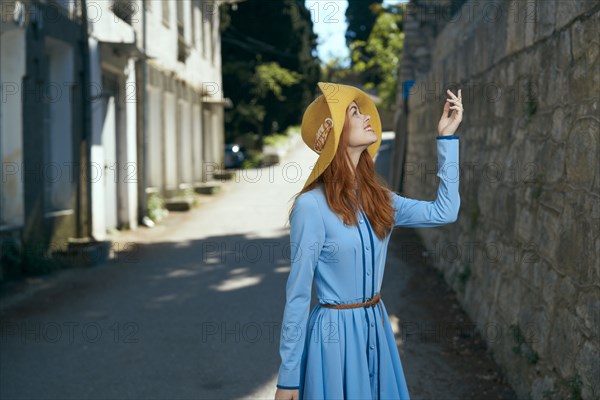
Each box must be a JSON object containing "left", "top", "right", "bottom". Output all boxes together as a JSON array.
[{"left": 224, "top": 143, "right": 246, "bottom": 169}]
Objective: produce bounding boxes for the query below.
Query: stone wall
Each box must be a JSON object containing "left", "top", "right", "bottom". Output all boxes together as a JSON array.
[{"left": 393, "top": 1, "right": 599, "bottom": 399}]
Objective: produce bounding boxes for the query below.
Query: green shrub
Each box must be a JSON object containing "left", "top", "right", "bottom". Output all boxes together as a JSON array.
[
  {"left": 147, "top": 192, "right": 168, "bottom": 223},
  {"left": 242, "top": 149, "right": 264, "bottom": 168}
]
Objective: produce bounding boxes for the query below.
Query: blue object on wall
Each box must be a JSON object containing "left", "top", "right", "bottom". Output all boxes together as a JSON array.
[{"left": 402, "top": 80, "right": 415, "bottom": 101}]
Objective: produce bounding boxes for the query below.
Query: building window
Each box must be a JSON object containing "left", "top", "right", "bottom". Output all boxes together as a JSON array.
[
  {"left": 162, "top": 0, "right": 169, "bottom": 27},
  {"left": 177, "top": 0, "right": 190, "bottom": 62},
  {"left": 201, "top": 1, "right": 215, "bottom": 59},
  {"left": 209, "top": 4, "right": 214, "bottom": 64},
  {"left": 191, "top": 0, "right": 196, "bottom": 47},
  {"left": 200, "top": 0, "right": 217, "bottom": 64},
  {"left": 200, "top": 1, "right": 206, "bottom": 58}
]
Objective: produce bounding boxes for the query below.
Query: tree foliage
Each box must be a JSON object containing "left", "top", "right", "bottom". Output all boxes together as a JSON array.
[
  {"left": 220, "top": 0, "right": 320, "bottom": 147},
  {"left": 348, "top": 3, "right": 405, "bottom": 111},
  {"left": 345, "top": 0, "right": 383, "bottom": 53}
]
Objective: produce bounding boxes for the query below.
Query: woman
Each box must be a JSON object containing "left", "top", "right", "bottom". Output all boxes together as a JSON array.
[{"left": 275, "top": 82, "right": 463, "bottom": 400}]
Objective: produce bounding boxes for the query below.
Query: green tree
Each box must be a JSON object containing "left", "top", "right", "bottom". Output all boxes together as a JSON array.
[
  {"left": 220, "top": 1, "right": 320, "bottom": 147},
  {"left": 345, "top": 0, "right": 384, "bottom": 54},
  {"left": 348, "top": 3, "right": 405, "bottom": 111},
  {"left": 249, "top": 61, "right": 302, "bottom": 147}
]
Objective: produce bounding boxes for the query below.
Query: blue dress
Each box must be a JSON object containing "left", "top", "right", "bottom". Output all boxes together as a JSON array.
[{"left": 276, "top": 136, "right": 461, "bottom": 399}]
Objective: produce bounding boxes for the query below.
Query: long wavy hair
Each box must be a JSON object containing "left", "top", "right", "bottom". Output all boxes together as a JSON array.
[{"left": 288, "top": 122, "right": 396, "bottom": 241}]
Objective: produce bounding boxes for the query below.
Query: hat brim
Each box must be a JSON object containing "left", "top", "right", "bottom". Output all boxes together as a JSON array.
[{"left": 302, "top": 82, "right": 382, "bottom": 191}]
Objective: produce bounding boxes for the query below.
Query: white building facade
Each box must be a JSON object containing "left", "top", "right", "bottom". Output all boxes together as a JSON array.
[{"left": 0, "top": 0, "right": 236, "bottom": 279}]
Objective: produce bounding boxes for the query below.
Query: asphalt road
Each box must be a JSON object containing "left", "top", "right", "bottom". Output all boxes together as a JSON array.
[{"left": 0, "top": 136, "right": 516, "bottom": 400}]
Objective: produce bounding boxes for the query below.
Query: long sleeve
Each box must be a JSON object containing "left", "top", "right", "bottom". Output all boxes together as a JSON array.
[
  {"left": 392, "top": 135, "right": 461, "bottom": 227},
  {"left": 276, "top": 193, "right": 326, "bottom": 390}
]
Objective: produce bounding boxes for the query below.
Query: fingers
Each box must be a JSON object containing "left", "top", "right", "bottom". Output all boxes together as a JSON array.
[
  {"left": 446, "top": 89, "right": 458, "bottom": 99},
  {"left": 446, "top": 88, "right": 463, "bottom": 113},
  {"left": 446, "top": 89, "right": 462, "bottom": 102}
]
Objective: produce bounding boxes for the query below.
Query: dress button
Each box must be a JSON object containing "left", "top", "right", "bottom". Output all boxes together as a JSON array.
[
  {"left": 366, "top": 246, "right": 370, "bottom": 251},
  {"left": 370, "top": 344, "right": 375, "bottom": 349},
  {"left": 371, "top": 322, "right": 374, "bottom": 327},
  {"left": 367, "top": 271, "right": 371, "bottom": 276},
  {"left": 359, "top": 219, "right": 364, "bottom": 224}
]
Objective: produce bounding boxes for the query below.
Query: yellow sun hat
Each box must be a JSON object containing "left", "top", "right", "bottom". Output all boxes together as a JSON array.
[{"left": 300, "top": 82, "right": 382, "bottom": 191}]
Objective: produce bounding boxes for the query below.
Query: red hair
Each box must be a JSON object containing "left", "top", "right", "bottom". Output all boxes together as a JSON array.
[{"left": 288, "top": 123, "right": 395, "bottom": 240}]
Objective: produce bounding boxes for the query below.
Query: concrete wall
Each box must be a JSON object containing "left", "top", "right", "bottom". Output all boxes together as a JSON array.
[
  {"left": 0, "top": 28, "right": 26, "bottom": 229},
  {"left": 395, "top": 1, "right": 599, "bottom": 399}
]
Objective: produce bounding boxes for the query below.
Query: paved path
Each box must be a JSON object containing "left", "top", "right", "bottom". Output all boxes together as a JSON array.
[{"left": 0, "top": 135, "right": 516, "bottom": 399}]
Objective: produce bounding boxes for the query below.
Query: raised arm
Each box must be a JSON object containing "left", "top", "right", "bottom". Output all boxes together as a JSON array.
[
  {"left": 276, "top": 193, "right": 325, "bottom": 390},
  {"left": 392, "top": 135, "right": 460, "bottom": 228}
]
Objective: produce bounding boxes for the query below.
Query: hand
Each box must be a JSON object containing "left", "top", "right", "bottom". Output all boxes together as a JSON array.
[
  {"left": 438, "top": 89, "right": 463, "bottom": 136},
  {"left": 274, "top": 388, "right": 299, "bottom": 400}
]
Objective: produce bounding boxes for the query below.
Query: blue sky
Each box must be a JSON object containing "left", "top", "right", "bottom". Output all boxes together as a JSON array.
[{"left": 306, "top": 0, "right": 408, "bottom": 67}]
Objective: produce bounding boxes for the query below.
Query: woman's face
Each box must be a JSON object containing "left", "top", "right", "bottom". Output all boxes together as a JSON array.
[{"left": 344, "top": 101, "right": 377, "bottom": 150}]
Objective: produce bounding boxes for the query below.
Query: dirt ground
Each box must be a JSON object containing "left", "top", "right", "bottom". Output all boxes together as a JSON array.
[
  {"left": 0, "top": 139, "right": 519, "bottom": 399},
  {"left": 383, "top": 226, "right": 518, "bottom": 399}
]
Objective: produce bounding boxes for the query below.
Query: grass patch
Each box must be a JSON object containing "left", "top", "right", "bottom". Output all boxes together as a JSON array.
[
  {"left": 242, "top": 149, "right": 264, "bottom": 168},
  {"left": 263, "top": 133, "right": 289, "bottom": 147},
  {"left": 147, "top": 192, "right": 168, "bottom": 223}
]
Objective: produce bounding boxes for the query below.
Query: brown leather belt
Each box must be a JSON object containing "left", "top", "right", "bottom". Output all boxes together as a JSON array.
[{"left": 320, "top": 292, "right": 384, "bottom": 327}]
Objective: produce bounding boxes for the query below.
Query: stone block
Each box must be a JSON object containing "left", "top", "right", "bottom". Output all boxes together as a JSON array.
[
  {"left": 530, "top": 376, "right": 555, "bottom": 400},
  {"left": 550, "top": 106, "right": 570, "bottom": 142},
  {"left": 52, "top": 239, "right": 112, "bottom": 268},
  {"left": 475, "top": 22, "right": 489, "bottom": 73},
  {"left": 571, "top": 217, "right": 600, "bottom": 284},
  {"left": 539, "top": 190, "right": 564, "bottom": 214},
  {"left": 518, "top": 303, "right": 547, "bottom": 357},
  {"left": 523, "top": 1, "right": 536, "bottom": 48},
  {"left": 506, "top": 59, "right": 516, "bottom": 85},
  {"left": 569, "top": 20, "right": 598, "bottom": 60},
  {"left": 558, "top": 276, "right": 577, "bottom": 304},
  {"left": 576, "top": 340, "right": 600, "bottom": 399},
  {"left": 537, "top": 43, "right": 558, "bottom": 108},
  {"left": 516, "top": 207, "right": 536, "bottom": 241},
  {"left": 566, "top": 124, "right": 598, "bottom": 187},
  {"left": 213, "top": 170, "right": 235, "bottom": 180},
  {"left": 498, "top": 275, "right": 522, "bottom": 325},
  {"left": 556, "top": 28, "right": 573, "bottom": 71},
  {"left": 164, "top": 196, "right": 194, "bottom": 212},
  {"left": 571, "top": 56, "right": 599, "bottom": 102},
  {"left": 556, "top": 0, "right": 597, "bottom": 32},
  {"left": 194, "top": 181, "right": 222, "bottom": 195},
  {"left": 575, "top": 291, "right": 600, "bottom": 337},
  {"left": 549, "top": 306, "right": 584, "bottom": 378},
  {"left": 534, "top": 0, "right": 557, "bottom": 41},
  {"left": 541, "top": 266, "right": 558, "bottom": 308},
  {"left": 505, "top": 0, "right": 527, "bottom": 54},
  {"left": 538, "top": 141, "right": 565, "bottom": 184}
]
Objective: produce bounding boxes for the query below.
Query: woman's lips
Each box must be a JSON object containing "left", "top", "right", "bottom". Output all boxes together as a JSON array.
[{"left": 365, "top": 125, "right": 373, "bottom": 132}]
